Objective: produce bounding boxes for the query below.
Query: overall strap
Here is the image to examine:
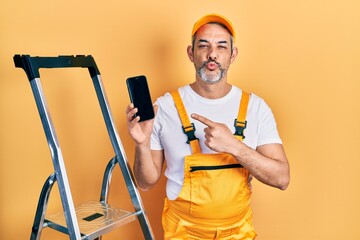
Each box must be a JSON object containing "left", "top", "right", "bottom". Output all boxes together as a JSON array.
[
  {"left": 234, "top": 91, "right": 250, "bottom": 140},
  {"left": 170, "top": 90, "right": 202, "bottom": 154}
]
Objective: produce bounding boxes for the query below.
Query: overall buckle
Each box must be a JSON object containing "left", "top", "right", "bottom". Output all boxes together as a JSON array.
[
  {"left": 182, "top": 123, "right": 198, "bottom": 144},
  {"left": 234, "top": 119, "right": 247, "bottom": 139}
]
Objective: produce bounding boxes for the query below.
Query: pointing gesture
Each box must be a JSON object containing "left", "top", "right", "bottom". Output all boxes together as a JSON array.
[
  {"left": 191, "top": 113, "right": 217, "bottom": 128},
  {"left": 191, "top": 113, "right": 241, "bottom": 153}
]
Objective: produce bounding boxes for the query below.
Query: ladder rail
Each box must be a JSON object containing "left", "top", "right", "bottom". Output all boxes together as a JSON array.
[
  {"left": 30, "top": 78, "right": 81, "bottom": 240},
  {"left": 30, "top": 173, "right": 57, "bottom": 240},
  {"left": 92, "top": 74, "right": 154, "bottom": 239},
  {"left": 99, "top": 157, "right": 117, "bottom": 204},
  {"left": 30, "top": 77, "right": 82, "bottom": 239}
]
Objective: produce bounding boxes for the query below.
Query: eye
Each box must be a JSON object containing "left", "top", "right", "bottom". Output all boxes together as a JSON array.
[{"left": 198, "top": 44, "right": 209, "bottom": 48}]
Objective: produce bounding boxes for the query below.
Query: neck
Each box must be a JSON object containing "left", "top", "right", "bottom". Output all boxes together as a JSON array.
[{"left": 190, "top": 78, "right": 232, "bottom": 99}]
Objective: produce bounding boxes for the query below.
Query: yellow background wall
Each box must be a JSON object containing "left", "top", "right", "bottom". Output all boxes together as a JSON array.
[{"left": 1, "top": 0, "right": 359, "bottom": 239}]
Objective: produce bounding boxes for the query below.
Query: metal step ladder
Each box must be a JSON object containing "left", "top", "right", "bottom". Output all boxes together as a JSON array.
[{"left": 13, "top": 55, "right": 155, "bottom": 240}]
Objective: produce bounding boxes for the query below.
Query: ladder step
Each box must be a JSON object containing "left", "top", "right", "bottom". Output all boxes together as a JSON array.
[{"left": 45, "top": 201, "right": 137, "bottom": 240}]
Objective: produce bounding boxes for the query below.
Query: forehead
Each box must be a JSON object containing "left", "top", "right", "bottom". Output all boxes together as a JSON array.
[{"left": 194, "top": 23, "right": 232, "bottom": 43}]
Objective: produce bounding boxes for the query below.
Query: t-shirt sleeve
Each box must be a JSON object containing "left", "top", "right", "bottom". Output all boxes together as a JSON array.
[
  {"left": 150, "top": 99, "right": 164, "bottom": 151},
  {"left": 257, "top": 99, "right": 282, "bottom": 146}
]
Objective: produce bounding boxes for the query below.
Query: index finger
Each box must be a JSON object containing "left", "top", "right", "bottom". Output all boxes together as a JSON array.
[{"left": 191, "top": 113, "right": 215, "bottom": 127}]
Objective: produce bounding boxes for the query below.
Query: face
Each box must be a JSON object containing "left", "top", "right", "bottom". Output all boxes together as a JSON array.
[{"left": 188, "top": 23, "right": 237, "bottom": 84}]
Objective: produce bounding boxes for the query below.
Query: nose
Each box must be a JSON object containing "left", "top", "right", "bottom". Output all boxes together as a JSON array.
[{"left": 208, "top": 46, "right": 217, "bottom": 61}]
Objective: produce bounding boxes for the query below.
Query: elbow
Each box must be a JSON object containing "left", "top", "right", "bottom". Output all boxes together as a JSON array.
[
  {"left": 137, "top": 184, "right": 151, "bottom": 192},
  {"left": 279, "top": 180, "right": 289, "bottom": 191},
  {"left": 278, "top": 163, "right": 290, "bottom": 190},
  {"left": 278, "top": 173, "right": 290, "bottom": 191},
  {"left": 138, "top": 185, "right": 152, "bottom": 192},
  {"left": 135, "top": 177, "right": 159, "bottom": 192},
  {"left": 137, "top": 182, "right": 155, "bottom": 192},
  {"left": 134, "top": 168, "right": 161, "bottom": 192}
]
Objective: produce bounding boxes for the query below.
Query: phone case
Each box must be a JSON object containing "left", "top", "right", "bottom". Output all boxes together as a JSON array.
[{"left": 126, "top": 75, "right": 154, "bottom": 122}]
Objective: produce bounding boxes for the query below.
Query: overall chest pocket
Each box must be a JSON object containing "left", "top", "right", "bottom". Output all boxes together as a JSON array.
[{"left": 185, "top": 153, "right": 251, "bottom": 219}]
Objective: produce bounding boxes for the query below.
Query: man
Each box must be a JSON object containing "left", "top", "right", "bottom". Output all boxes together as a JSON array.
[{"left": 126, "top": 13, "right": 290, "bottom": 240}]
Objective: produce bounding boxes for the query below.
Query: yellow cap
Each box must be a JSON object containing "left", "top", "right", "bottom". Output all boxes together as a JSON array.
[{"left": 191, "top": 13, "right": 236, "bottom": 41}]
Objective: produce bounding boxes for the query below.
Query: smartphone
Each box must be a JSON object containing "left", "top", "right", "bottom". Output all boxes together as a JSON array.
[{"left": 126, "top": 75, "right": 155, "bottom": 122}]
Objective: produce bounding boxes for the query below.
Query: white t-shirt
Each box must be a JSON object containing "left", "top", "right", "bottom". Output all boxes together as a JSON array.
[{"left": 151, "top": 85, "right": 282, "bottom": 200}]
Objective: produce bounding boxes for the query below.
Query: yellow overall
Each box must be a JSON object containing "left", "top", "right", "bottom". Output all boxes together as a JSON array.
[{"left": 162, "top": 91, "right": 257, "bottom": 240}]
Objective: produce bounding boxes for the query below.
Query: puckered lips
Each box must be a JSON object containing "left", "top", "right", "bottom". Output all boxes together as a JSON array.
[{"left": 206, "top": 61, "right": 219, "bottom": 71}]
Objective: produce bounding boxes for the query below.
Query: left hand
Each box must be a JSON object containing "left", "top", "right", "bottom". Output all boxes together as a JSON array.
[{"left": 191, "top": 113, "right": 240, "bottom": 153}]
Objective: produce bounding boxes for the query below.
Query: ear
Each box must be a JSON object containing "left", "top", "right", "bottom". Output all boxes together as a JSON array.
[
  {"left": 230, "top": 46, "right": 238, "bottom": 64},
  {"left": 187, "top": 45, "right": 194, "bottom": 62}
]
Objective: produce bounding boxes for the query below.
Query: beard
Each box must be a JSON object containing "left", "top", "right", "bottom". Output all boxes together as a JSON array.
[{"left": 197, "top": 60, "right": 226, "bottom": 84}]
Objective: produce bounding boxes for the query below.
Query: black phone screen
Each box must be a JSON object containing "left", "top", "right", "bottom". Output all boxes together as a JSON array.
[{"left": 126, "top": 75, "right": 155, "bottom": 122}]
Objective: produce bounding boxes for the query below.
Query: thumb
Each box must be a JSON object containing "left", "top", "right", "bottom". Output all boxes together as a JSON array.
[{"left": 153, "top": 104, "right": 159, "bottom": 115}]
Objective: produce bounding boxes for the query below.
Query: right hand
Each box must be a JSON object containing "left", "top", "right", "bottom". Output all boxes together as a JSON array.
[{"left": 126, "top": 103, "right": 158, "bottom": 145}]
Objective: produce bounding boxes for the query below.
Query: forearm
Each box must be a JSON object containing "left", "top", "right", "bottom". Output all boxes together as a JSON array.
[
  {"left": 230, "top": 140, "right": 290, "bottom": 190},
  {"left": 189, "top": 113, "right": 290, "bottom": 190},
  {"left": 133, "top": 141, "right": 162, "bottom": 191}
]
